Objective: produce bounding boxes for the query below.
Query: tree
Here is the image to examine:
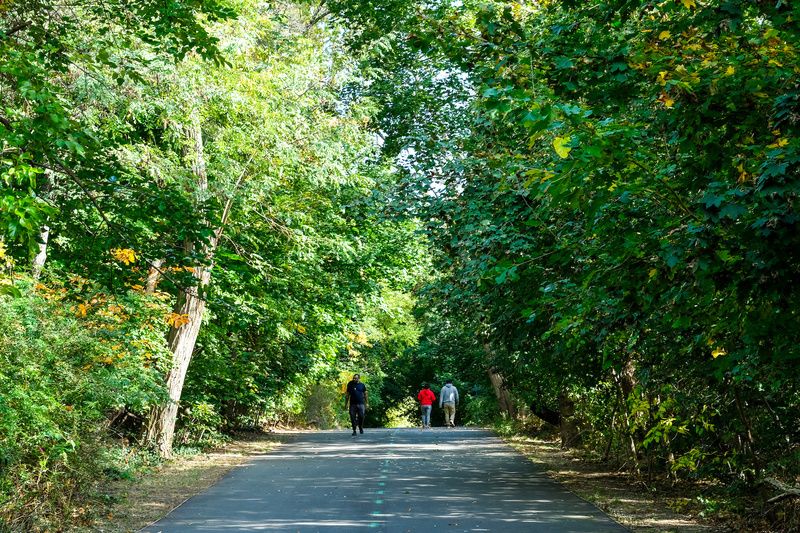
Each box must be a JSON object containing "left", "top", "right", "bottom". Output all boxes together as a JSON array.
[{"left": 331, "top": 0, "right": 800, "bottom": 481}]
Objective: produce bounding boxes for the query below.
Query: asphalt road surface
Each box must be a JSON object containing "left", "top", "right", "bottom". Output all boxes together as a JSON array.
[{"left": 143, "top": 427, "right": 627, "bottom": 532}]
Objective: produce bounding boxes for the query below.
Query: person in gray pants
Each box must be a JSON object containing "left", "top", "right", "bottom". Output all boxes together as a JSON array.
[{"left": 439, "top": 380, "right": 459, "bottom": 427}]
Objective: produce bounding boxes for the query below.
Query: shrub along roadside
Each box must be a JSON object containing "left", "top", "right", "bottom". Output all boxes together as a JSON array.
[{"left": 0, "top": 286, "right": 167, "bottom": 530}]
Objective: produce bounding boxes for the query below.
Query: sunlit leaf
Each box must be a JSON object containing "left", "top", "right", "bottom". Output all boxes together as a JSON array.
[{"left": 553, "top": 136, "right": 572, "bottom": 158}]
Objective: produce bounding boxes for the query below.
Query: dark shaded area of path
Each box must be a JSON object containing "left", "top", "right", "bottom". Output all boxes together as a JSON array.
[{"left": 143, "top": 428, "right": 627, "bottom": 532}]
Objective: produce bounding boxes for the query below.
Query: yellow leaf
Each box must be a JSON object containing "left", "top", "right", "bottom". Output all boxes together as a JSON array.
[
  {"left": 725, "top": 66, "right": 735, "bottom": 76},
  {"left": 553, "top": 136, "right": 572, "bottom": 159},
  {"left": 648, "top": 268, "right": 658, "bottom": 279},
  {"left": 523, "top": 168, "right": 555, "bottom": 186},
  {"left": 658, "top": 31, "right": 671, "bottom": 40},
  {"left": 166, "top": 312, "right": 191, "bottom": 328},
  {"left": 657, "top": 71, "right": 669, "bottom": 85},
  {"left": 110, "top": 248, "right": 137, "bottom": 265},
  {"left": 711, "top": 348, "right": 727, "bottom": 359},
  {"left": 680, "top": 0, "right": 696, "bottom": 8},
  {"left": 737, "top": 163, "right": 749, "bottom": 184},
  {"left": 767, "top": 138, "right": 789, "bottom": 149}
]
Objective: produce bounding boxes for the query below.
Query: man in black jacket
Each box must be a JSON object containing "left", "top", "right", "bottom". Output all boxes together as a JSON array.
[{"left": 344, "top": 374, "right": 368, "bottom": 436}]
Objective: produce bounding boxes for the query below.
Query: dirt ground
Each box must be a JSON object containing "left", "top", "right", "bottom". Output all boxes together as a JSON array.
[
  {"left": 503, "top": 435, "right": 727, "bottom": 532},
  {"left": 76, "top": 433, "right": 280, "bottom": 533}
]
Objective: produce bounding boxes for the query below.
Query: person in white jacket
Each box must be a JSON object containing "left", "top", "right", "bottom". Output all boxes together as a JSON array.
[{"left": 439, "top": 380, "right": 459, "bottom": 427}]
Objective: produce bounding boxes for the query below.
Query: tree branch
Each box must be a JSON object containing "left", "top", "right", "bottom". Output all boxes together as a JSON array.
[
  {"left": 0, "top": 21, "right": 31, "bottom": 40},
  {"left": 215, "top": 153, "right": 255, "bottom": 244},
  {"left": 34, "top": 160, "right": 194, "bottom": 298},
  {"left": 763, "top": 478, "right": 800, "bottom": 504},
  {"left": 304, "top": 0, "right": 330, "bottom": 34}
]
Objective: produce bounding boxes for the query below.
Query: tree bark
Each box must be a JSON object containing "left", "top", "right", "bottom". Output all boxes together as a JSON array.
[
  {"left": 482, "top": 343, "right": 517, "bottom": 418},
  {"left": 31, "top": 171, "right": 53, "bottom": 281},
  {"left": 612, "top": 360, "right": 639, "bottom": 466},
  {"left": 558, "top": 392, "right": 580, "bottom": 448},
  {"left": 145, "top": 258, "right": 164, "bottom": 293},
  {"left": 487, "top": 369, "right": 516, "bottom": 418},
  {"left": 149, "top": 262, "right": 212, "bottom": 456}
]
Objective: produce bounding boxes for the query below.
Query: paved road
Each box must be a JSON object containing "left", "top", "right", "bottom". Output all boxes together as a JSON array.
[{"left": 143, "top": 428, "right": 627, "bottom": 532}]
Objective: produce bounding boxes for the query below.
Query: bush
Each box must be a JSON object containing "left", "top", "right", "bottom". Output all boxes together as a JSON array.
[
  {"left": 174, "top": 401, "right": 229, "bottom": 448},
  {"left": 460, "top": 391, "right": 499, "bottom": 427},
  {"left": 303, "top": 381, "right": 348, "bottom": 429},
  {"left": 384, "top": 397, "right": 417, "bottom": 428},
  {"left": 0, "top": 285, "right": 167, "bottom": 530}
]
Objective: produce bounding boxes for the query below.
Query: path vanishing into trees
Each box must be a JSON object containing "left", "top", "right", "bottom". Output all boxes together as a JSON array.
[{"left": 143, "top": 428, "right": 626, "bottom": 532}]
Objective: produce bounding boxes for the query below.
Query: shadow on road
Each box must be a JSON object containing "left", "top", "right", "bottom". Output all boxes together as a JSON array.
[{"left": 143, "top": 428, "right": 627, "bottom": 532}]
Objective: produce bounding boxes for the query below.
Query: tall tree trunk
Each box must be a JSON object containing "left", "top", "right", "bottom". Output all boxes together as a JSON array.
[
  {"left": 612, "top": 359, "right": 640, "bottom": 468},
  {"left": 148, "top": 263, "right": 212, "bottom": 456},
  {"left": 146, "top": 118, "right": 214, "bottom": 457},
  {"left": 31, "top": 171, "right": 52, "bottom": 281},
  {"left": 145, "top": 118, "right": 249, "bottom": 458},
  {"left": 31, "top": 225, "right": 49, "bottom": 280},
  {"left": 482, "top": 343, "right": 517, "bottom": 418}
]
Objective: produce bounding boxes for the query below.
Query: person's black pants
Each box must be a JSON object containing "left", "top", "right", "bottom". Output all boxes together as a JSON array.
[{"left": 349, "top": 403, "right": 365, "bottom": 430}]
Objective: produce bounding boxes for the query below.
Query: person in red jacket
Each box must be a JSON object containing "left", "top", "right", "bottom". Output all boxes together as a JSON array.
[{"left": 417, "top": 383, "right": 436, "bottom": 429}]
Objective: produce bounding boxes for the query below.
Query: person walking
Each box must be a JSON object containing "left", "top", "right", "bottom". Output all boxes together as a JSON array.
[
  {"left": 439, "top": 379, "right": 459, "bottom": 427},
  {"left": 344, "top": 374, "right": 368, "bottom": 436},
  {"left": 417, "top": 383, "right": 436, "bottom": 429}
]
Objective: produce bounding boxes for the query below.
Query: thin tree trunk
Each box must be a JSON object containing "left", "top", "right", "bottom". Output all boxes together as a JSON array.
[
  {"left": 31, "top": 225, "right": 49, "bottom": 280},
  {"left": 603, "top": 395, "right": 619, "bottom": 461},
  {"left": 145, "top": 119, "right": 251, "bottom": 458},
  {"left": 150, "top": 263, "right": 212, "bottom": 456},
  {"left": 146, "top": 118, "right": 213, "bottom": 457},
  {"left": 612, "top": 361, "right": 640, "bottom": 470},
  {"left": 733, "top": 386, "right": 760, "bottom": 479},
  {"left": 558, "top": 392, "right": 580, "bottom": 448},
  {"left": 31, "top": 171, "right": 53, "bottom": 281}
]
